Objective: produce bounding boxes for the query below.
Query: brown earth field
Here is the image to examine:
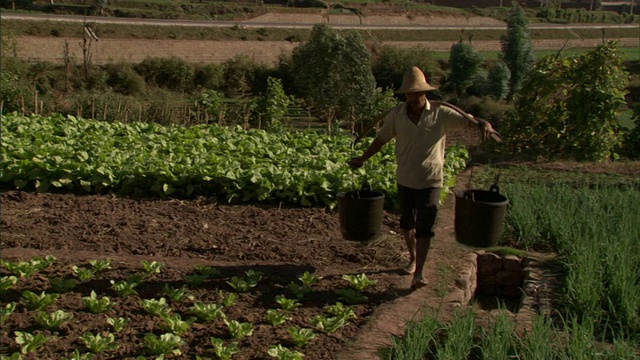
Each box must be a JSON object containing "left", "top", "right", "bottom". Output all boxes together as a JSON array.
[
  {"left": 0, "top": 168, "right": 477, "bottom": 360},
  {"left": 1, "top": 124, "right": 639, "bottom": 359},
  {"left": 0, "top": 129, "right": 497, "bottom": 359},
  {"left": 8, "top": 12, "right": 638, "bottom": 65}
]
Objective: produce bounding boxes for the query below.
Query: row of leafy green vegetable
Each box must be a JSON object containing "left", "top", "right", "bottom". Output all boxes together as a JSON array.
[
  {"left": 1, "top": 113, "right": 469, "bottom": 208},
  {"left": 1, "top": 256, "right": 378, "bottom": 359}
]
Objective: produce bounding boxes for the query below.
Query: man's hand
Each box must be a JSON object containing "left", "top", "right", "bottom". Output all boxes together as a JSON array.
[
  {"left": 348, "top": 157, "right": 365, "bottom": 169},
  {"left": 477, "top": 118, "right": 497, "bottom": 141}
]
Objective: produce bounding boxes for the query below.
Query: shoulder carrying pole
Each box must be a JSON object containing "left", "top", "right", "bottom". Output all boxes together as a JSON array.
[{"left": 353, "top": 101, "right": 502, "bottom": 145}]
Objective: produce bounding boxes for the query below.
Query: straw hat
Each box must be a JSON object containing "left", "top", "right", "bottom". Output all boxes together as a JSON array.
[{"left": 395, "top": 66, "right": 437, "bottom": 94}]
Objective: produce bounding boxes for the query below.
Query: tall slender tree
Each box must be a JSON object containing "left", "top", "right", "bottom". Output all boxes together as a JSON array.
[
  {"left": 448, "top": 41, "right": 483, "bottom": 97},
  {"left": 500, "top": 4, "right": 535, "bottom": 101}
]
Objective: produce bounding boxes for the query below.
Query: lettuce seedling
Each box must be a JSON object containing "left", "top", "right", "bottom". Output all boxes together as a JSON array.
[
  {"left": 195, "top": 265, "right": 221, "bottom": 278},
  {"left": 160, "top": 313, "right": 194, "bottom": 335},
  {"left": 287, "top": 327, "right": 315, "bottom": 347},
  {"left": 0, "top": 275, "right": 18, "bottom": 292},
  {"left": 36, "top": 310, "right": 73, "bottom": 330},
  {"left": 210, "top": 337, "right": 240, "bottom": 360},
  {"left": 71, "top": 266, "right": 96, "bottom": 282},
  {"left": 275, "top": 295, "right": 301, "bottom": 311},
  {"left": 88, "top": 259, "right": 112, "bottom": 272},
  {"left": 189, "top": 302, "right": 226, "bottom": 322},
  {"left": 335, "top": 288, "right": 368, "bottom": 305},
  {"left": 163, "top": 284, "right": 189, "bottom": 301},
  {"left": 298, "top": 272, "right": 321, "bottom": 286},
  {"left": 81, "top": 291, "right": 114, "bottom": 314},
  {"left": 182, "top": 273, "right": 208, "bottom": 287},
  {"left": 286, "top": 281, "right": 310, "bottom": 300},
  {"left": 49, "top": 277, "right": 78, "bottom": 293},
  {"left": 324, "top": 302, "right": 356, "bottom": 320},
  {"left": 20, "top": 291, "right": 59, "bottom": 310},
  {"left": 110, "top": 279, "right": 138, "bottom": 297},
  {"left": 143, "top": 333, "right": 183, "bottom": 357},
  {"left": 140, "top": 298, "right": 171, "bottom": 318},
  {"left": 267, "top": 344, "right": 304, "bottom": 360},
  {"left": 310, "top": 315, "right": 347, "bottom": 333},
  {"left": 218, "top": 290, "right": 237, "bottom": 308},
  {"left": 342, "top": 273, "right": 377, "bottom": 291},
  {"left": 224, "top": 319, "right": 253, "bottom": 339},
  {"left": 1, "top": 303, "right": 17, "bottom": 324},
  {"left": 226, "top": 276, "right": 257, "bottom": 293},
  {"left": 15, "top": 331, "right": 48, "bottom": 355},
  {"left": 141, "top": 260, "right": 164, "bottom": 275},
  {"left": 106, "top": 317, "right": 129, "bottom": 332},
  {"left": 264, "top": 309, "right": 291, "bottom": 326},
  {"left": 80, "top": 332, "right": 118, "bottom": 353}
]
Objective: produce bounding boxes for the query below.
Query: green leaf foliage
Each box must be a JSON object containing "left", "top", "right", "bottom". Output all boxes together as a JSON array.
[
  {"left": 495, "top": 42, "right": 629, "bottom": 161},
  {"left": 291, "top": 24, "right": 376, "bottom": 123},
  {"left": 1, "top": 113, "right": 469, "bottom": 209}
]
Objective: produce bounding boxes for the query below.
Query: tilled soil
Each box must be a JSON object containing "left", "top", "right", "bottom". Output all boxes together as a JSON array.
[{"left": 0, "top": 190, "right": 420, "bottom": 359}]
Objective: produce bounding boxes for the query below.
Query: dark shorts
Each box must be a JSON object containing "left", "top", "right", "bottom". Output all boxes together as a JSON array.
[{"left": 397, "top": 184, "right": 441, "bottom": 239}]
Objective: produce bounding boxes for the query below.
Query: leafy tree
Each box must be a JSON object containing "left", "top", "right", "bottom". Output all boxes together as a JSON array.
[
  {"left": 501, "top": 4, "right": 535, "bottom": 100},
  {"left": 448, "top": 41, "right": 483, "bottom": 97},
  {"left": 371, "top": 45, "right": 442, "bottom": 92},
  {"left": 486, "top": 61, "right": 510, "bottom": 101},
  {"left": 290, "top": 24, "right": 376, "bottom": 133},
  {"left": 495, "top": 42, "right": 628, "bottom": 161}
]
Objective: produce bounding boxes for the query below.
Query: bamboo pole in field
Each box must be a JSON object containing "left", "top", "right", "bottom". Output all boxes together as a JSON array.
[
  {"left": 21, "top": 96, "right": 25, "bottom": 116},
  {"left": 34, "top": 89, "right": 38, "bottom": 115},
  {"left": 138, "top": 105, "right": 142, "bottom": 122},
  {"left": 40, "top": 101, "right": 43, "bottom": 115},
  {"left": 91, "top": 96, "right": 95, "bottom": 120},
  {"left": 103, "top": 100, "right": 107, "bottom": 121}
]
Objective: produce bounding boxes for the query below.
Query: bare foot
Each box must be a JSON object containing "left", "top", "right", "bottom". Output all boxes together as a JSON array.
[
  {"left": 410, "top": 277, "right": 428, "bottom": 290},
  {"left": 401, "top": 261, "right": 415, "bottom": 275}
]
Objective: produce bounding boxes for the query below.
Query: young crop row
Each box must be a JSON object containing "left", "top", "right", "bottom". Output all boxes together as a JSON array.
[
  {"left": 0, "top": 113, "right": 469, "bottom": 208},
  {"left": 0, "top": 256, "right": 380, "bottom": 359}
]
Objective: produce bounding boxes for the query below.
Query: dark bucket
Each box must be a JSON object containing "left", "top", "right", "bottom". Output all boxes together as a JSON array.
[
  {"left": 455, "top": 185, "right": 509, "bottom": 247},
  {"left": 338, "top": 189, "right": 385, "bottom": 242}
]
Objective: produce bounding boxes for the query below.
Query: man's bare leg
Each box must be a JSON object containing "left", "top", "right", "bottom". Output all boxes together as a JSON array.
[
  {"left": 411, "top": 237, "right": 432, "bottom": 288},
  {"left": 402, "top": 229, "right": 416, "bottom": 274}
]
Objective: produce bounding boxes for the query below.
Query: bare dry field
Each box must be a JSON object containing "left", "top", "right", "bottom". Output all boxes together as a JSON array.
[{"left": 12, "top": 12, "right": 636, "bottom": 65}]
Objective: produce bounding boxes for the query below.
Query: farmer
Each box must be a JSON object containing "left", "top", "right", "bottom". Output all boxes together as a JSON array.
[{"left": 348, "top": 66, "right": 496, "bottom": 289}]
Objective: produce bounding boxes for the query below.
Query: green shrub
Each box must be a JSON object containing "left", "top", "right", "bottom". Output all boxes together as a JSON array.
[
  {"left": 221, "top": 55, "right": 264, "bottom": 98},
  {"left": 193, "top": 63, "right": 225, "bottom": 90},
  {"left": 134, "top": 57, "right": 194, "bottom": 92},
  {"left": 104, "top": 63, "right": 147, "bottom": 95}
]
